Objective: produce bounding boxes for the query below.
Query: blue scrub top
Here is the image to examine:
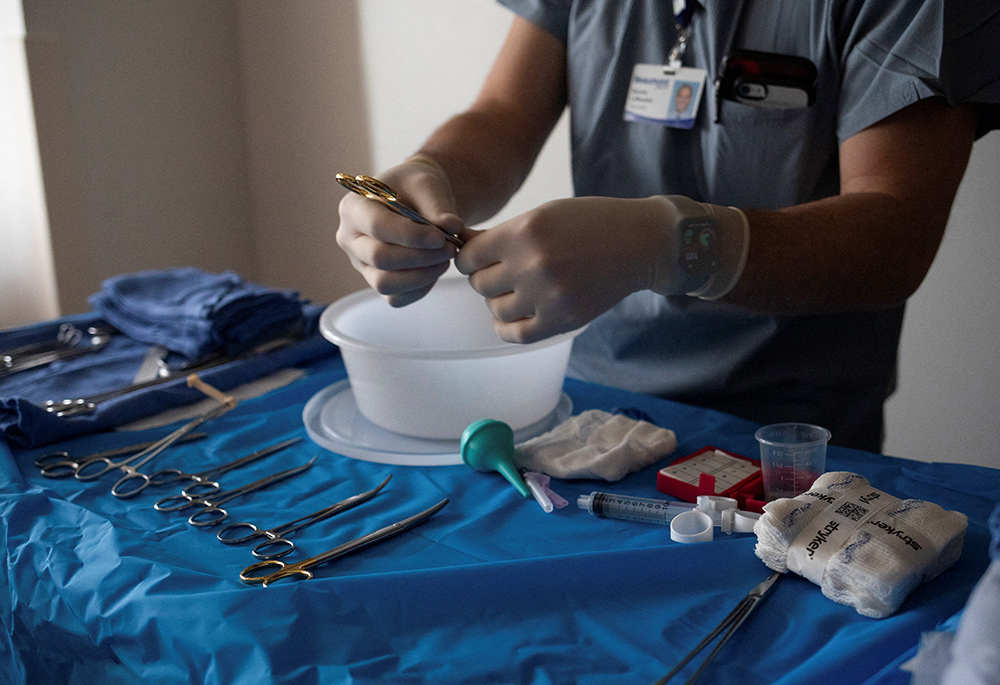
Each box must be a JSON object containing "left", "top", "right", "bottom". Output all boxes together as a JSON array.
[{"left": 496, "top": 0, "right": 1000, "bottom": 451}]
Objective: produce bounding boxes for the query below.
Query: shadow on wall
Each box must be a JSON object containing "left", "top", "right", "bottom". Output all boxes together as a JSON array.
[
  {"left": 237, "top": 0, "right": 371, "bottom": 306},
  {"left": 20, "top": 0, "right": 371, "bottom": 319}
]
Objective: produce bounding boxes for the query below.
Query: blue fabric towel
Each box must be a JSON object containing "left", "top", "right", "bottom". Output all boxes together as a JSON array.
[
  {"left": 89, "top": 268, "right": 306, "bottom": 359},
  {"left": 1, "top": 268, "right": 340, "bottom": 448}
]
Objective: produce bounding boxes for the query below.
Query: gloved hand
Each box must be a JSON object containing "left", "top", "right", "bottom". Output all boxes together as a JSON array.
[
  {"left": 454, "top": 195, "right": 749, "bottom": 343},
  {"left": 336, "top": 156, "right": 471, "bottom": 307}
]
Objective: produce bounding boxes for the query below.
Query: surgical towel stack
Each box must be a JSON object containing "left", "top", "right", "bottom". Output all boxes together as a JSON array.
[
  {"left": 89, "top": 268, "right": 306, "bottom": 359},
  {"left": 754, "top": 472, "right": 967, "bottom": 618}
]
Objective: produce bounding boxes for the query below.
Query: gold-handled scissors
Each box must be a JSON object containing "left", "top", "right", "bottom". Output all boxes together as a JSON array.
[
  {"left": 240, "top": 498, "right": 449, "bottom": 586},
  {"left": 336, "top": 173, "right": 465, "bottom": 248}
]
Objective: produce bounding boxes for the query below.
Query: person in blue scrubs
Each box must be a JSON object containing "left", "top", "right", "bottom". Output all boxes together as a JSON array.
[{"left": 336, "top": 1, "right": 1000, "bottom": 452}]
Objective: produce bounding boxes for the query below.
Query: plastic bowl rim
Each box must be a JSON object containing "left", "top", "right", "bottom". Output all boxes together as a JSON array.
[{"left": 319, "top": 287, "right": 586, "bottom": 360}]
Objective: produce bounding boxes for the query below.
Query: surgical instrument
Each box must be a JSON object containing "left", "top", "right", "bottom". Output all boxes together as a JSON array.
[
  {"left": 70, "top": 376, "right": 236, "bottom": 495},
  {"left": 42, "top": 335, "right": 297, "bottom": 417},
  {"left": 2, "top": 325, "right": 114, "bottom": 378},
  {"left": 578, "top": 491, "right": 696, "bottom": 525},
  {"left": 652, "top": 571, "right": 782, "bottom": 685},
  {"left": 46, "top": 399, "right": 230, "bottom": 486},
  {"left": 336, "top": 173, "right": 465, "bottom": 248},
  {"left": 217, "top": 475, "right": 392, "bottom": 559},
  {"left": 240, "top": 498, "right": 449, "bottom": 586},
  {"left": 108, "top": 400, "right": 233, "bottom": 493},
  {"left": 35, "top": 433, "right": 207, "bottom": 476},
  {"left": 2, "top": 322, "right": 83, "bottom": 359},
  {"left": 154, "top": 456, "right": 319, "bottom": 526},
  {"left": 137, "top": 436, "right": 303, "bottom": 498}
]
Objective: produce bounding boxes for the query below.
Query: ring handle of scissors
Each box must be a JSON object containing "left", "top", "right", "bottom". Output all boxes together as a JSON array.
[
  {"left": 216, "top": 521, "right": 263, "bottom": 545},
  {"left": 145, "top": 468, "right": 191, "bottom": 488},
  {"left": 39, "top": 459, "right": 81, "bottom": 479},
  {"left": 181, "top": 479, "right": 221, "bottom": 498},
  {"left": 252, "top": 537, "right": 296, "bottom": 560},
  {"left": 188, "top": 506, "right": 229, "bottom": 527},
  {"left": 74, "top": 458, "right": 121, "bottom": 481},
  {"left": 33, "top": 451, "right": 70, "bottom": 470},
  {"left": 111, "top": 471, "right": 153, "bottom": 498},
  {"left": 154, "top": 493, "right": 197, "bottom": 512},
  {"left": 240, "top": 558, "right": 302, "bottom": 584},
  {"left": 352, "top": 175, "right": 432, "bottom": 226},
  {"left": 336, "top": 173, "right": 465, "bottom": 248}
]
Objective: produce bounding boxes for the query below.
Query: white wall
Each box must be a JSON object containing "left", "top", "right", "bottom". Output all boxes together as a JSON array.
[
  {"left": 0, "top": 0, "right": 58, "bottom": 327},
  {"left": 884, "top": 132, "right": 1000, "bottom": 466},
  {"left": 356, "top": 1, "right": 572, "bottom": 228}
]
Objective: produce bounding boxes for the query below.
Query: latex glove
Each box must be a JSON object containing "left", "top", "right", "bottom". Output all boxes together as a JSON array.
[
  {"left": 336, "top": 156, "right": 471, "bottom": 307},
  {"left": 454, "top": 195, "right": 749, "bottom": 343}
]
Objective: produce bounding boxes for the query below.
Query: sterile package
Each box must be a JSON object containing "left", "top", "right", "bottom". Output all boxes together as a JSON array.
[
  {"left": 754, "top": 472, "right": 968, "bottom": 618},
  {"left": 514, "top": 409, "right": 677, "bottom": 481}
]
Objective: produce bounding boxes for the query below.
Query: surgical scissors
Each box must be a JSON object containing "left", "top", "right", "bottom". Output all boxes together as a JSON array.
[
  {"left": 217, "top": 475, "right": 392, "bottom": 559},
  {"left": 154, "top": 456, "right": 319, "bottom": 526},
  {"left": 240, "top": 498, "right": 449, "bottom": 586},
  {"left": 34, "top": 432, "right": 208, "bottom": 477},
  {"left": 100, "top": 401, "right": 234, "bottom": 497},
  {"left": 652, "top": 571, "right": 782, "bottom": 685},
  {"left": 114, "top": 436, "right": 303, "bottom": 499},
  {"left": 336, "top": 173, "right": 465, "bottom": 248}
]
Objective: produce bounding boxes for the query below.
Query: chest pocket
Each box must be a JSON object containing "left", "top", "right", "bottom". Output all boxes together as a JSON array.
[{"left": 702, "top": 99, "right": 837, "bottom": 210}]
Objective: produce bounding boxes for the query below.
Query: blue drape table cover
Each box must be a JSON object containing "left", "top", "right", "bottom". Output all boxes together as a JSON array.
[{"left": 2, "top": 353, "right": 998, "bottom": 685}]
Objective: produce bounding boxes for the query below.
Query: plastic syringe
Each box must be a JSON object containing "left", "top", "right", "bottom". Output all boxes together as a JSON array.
[{"left": 577, "top": 491, "right": 696, "bottom": 525}]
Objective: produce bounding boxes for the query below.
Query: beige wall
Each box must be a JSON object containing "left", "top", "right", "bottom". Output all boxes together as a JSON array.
[
  {"left": 18, "top": 0, "right": 368, "bottom": 315},
  {"left": 8, "top": 0, "right": 1000, "bottom": 467}
]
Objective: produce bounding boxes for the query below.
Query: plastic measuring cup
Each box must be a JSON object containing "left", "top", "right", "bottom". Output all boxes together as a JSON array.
[{"left": 755, "top": 422, "right": 831, "bottom": 500}]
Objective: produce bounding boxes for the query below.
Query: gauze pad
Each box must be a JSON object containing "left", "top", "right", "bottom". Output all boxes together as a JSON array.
[{"left": 514, "top": 409, "right": 677, "bottom": 481}]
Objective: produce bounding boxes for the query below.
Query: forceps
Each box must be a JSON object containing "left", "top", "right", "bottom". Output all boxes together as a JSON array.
[
  {"left": 154, "top": 456, "right": 319, "bottom": 526},
  {"left": 652, "top": 571, "right": 782, "bottom": 685},
  {"left": 103, "top": 401, "right": 234, "bottom": 498},
  {"left": 34, "top": 433, "right": 208, "bottom": 477},
  {"left": 41, "top": 400, "right": 230, "bottom": 486},
  {"left": 116, "top": 436, "right": 303, "bottom": 499},
  {"left": 217, "top": 475, "right": 392, "bottom": 559},
  {"left": 336, "top": 173, "right": 465, "bottom": 248},
  {"left": 240, "top": 498, "right": 449, "bottom": 586}
]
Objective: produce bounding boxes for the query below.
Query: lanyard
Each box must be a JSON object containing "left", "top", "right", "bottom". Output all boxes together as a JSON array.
[{"left": 668, "top": 0, "right": 696, "bottom": 69}]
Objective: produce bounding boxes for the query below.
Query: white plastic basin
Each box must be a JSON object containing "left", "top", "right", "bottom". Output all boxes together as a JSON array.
[{"left": 319, "top": 277, "right": 583, "bottom": 439}]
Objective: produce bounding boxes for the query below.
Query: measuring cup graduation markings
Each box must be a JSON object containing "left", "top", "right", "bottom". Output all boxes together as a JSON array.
[{"left": 755, "top": 423, "right": 830, "bottom": 501}]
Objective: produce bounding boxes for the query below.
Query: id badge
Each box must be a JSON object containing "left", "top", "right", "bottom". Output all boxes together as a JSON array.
[{"left": 624, "top": 64, "right": 707, "bottom": 130}]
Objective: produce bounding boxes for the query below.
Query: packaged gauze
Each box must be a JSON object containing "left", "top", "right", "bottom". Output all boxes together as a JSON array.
[{"left": 754, "top": 472, "right": 967, "bottom": 618}]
